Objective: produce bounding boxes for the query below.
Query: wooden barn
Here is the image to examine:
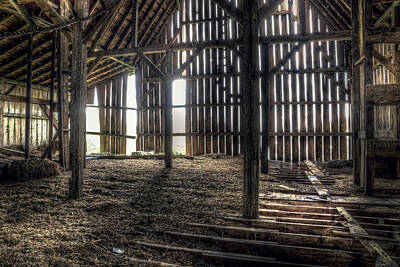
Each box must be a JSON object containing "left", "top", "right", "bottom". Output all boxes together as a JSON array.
[{"left": 0, "top": 0, "right": 399, "bottom": 265}]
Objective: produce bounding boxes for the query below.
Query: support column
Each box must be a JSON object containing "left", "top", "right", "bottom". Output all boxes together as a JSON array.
[
  {"left": 242, "top": 0, "right": 260, "bottom": 219},
  {"left": 25, "top": 34, "right": 33, "bottom": 159},
  {"left": 393, "top": 7, "right": 400, "bottom": 138},
  {"left": 359, "top": 0, "right": 374, "bottom": 194},
  {"left": 351, "top": 0, "right": 361, "bottom": 185},
  {"left": 69, "top": 0, "right": 88, "bottom": 199},
  {"left": 260, "top": 43, "right": 269, "bottom": 174},
  {"left": 164, "top": 49, "right": 173, "bottom": 168},
  {"left": 57, "top": 0, "right": 70, "bottom": 170},
  {"left": 48, "top": 31, "right": 56, "bottom": 160}
]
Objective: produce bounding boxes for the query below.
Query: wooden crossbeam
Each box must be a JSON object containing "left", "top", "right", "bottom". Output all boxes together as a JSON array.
[
  {"left": 8, "top": 0, "right": 34, "bottom": 26},
  {"left": 137, "top": 53, "right": 166, "bottom": 80},
  {"left": 175, "top": 46, "right": 205, "bottom": 76},
  {"left": 374, "top": 0, "right": 400, "bottom": 27},
  {"left": 210, "top": 0, "right": 244, "bottom": 26},
  {"left": 373, "top": 49, "right": 397, "bottom": 74},
  {"left": 269, "top": 42, "right": 305, "bottom": 75},
  {"left": 35, "top": 0, "right": 72, "bottom": 39},
  {"left": 259, "top": 0, "right": 284, "bottom": 20},
  {"left": 337, "top": 207, "right": 398, "bottom": 267}
]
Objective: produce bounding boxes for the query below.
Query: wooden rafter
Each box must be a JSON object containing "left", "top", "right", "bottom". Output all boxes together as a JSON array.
[
  {"left": 210, "top": 0, "right": 244, "bottom": 26},
  {"left": 259, "top": 0, "right": 284, "bottom": 20},
  {"left": 8, "top": 0, "right": 34, "bottom": 26},
  {"left": 374, "top": 0, "right": 400, "bottom": 27},
  {"left": 35, "top": 0, "right": 72, "bottom": 40}
]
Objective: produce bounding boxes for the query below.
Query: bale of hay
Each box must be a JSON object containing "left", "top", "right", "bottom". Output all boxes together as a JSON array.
[{"left": 9, "top": 158, "right": 60, "bottom": 181}]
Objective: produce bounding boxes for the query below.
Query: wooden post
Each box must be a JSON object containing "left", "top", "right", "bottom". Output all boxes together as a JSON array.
[
  {"left": 69, "top": 0, "right": 88, "bottom": 199},
  {"left": 393, "top": 7, "right": 400, "bottom": 138},
  {"left": 25, "top": 34, "right": 33, "bottom": 159},
  {"left": 135, "top": 65, "right": 142, "bottom": 151},
  {"left": 48, "top": 31, "right": 57, "bottom": 160},
  {"left": 122, "top": 72, "right": 128, "bottom": 154},
  {"left": 351, "top": 0, "right": 361, "bottom": 185},
  {"left": 242, "top": 0, "right": 260, "bottom": 219},
  {"left": 164, "top": 49, "right": 173, "bottom": 168},
  {"left": 261, "top": 43, "right": 269, "bottom": 174},
  {"left": 359, "top": 0, "right": 374, "bottom": 194},
  {"left": 57, "top": 0, "right": 70, "bottom": 170}
]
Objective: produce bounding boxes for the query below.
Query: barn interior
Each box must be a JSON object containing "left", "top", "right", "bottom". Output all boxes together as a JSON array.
[{"left": 0, "top": 0, "right": 400, "bottom": 266}]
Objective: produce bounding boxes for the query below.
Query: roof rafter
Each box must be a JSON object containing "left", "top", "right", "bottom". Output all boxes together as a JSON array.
[{"left": 210, "top": 0, "right": 244, "bottom": 26}]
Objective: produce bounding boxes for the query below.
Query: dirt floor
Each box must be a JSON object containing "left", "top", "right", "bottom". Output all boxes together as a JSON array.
[{"left": 0, "top": 156, "right": 364, "bottom": 266}]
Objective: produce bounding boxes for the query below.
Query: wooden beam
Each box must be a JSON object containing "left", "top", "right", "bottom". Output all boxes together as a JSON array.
[
  {"left": 47, "top": 31, "right": 57, "bottom": 160},
  {"left": 137, "top": 52, "right": 166, "bottom": 80},
  {"left": 373, "top": 49, "right": 396, "bottom": 74},
  {"left": 374, "top": 0, "right": 400, "bottom": 27},
  {"left": 88, "top": 39, "right": 244, "bottom": 58},
  {"left": 261, "top": 43, "right": 269, "bottom": 174},
  {"left": 259, "top": 0, "right": 284, "bottom": 20},
  {"left": 8, "top": 0, "right": 34, "bottom": 26},
  {"left": 35, "top": 0, "right": 73, "bottom": 39},
  {"left": 337, "top": 207, "right": 398, "bottom": 267},
  {"left": 242, "top": 0, "right": 260, "bottom": 219},
  {"left": 25, "top": 34, "right": 33, "bottom": 159},
  {"left": 351, "top": 0, "right": 361, "bottom": 186},
  {"left": 269, "top": 42, "right": 305, "bottom": 75},
  {"left": 210, "top": 0, "right": 244, "bottom": 26},
  {"left": 87, "top": 0, "right": 126, "bottom": 52},
  {"left": 164, "top": 49, "right": 173, "bottom": 168},
  {"left": 69, "top": 0, "right": 88, "bottom": 199},
  {"left": 175, "top": 46, "right": 204, "bottom": 76}
]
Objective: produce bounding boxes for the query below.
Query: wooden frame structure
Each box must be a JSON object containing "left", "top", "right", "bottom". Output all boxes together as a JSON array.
[{"left": 0, "top": 0, "right": 399, "bottom": 213}]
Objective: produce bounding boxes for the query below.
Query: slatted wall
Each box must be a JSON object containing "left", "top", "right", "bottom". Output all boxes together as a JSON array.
[
  {"left": 136, "top": 0, "right": 353, "bottom": 161},
  {"left": 373, "top": 43, "right": 398, "bottom": 139},
  {"left": 0, "top": 83, "right": 49, "bottom": 147},
  {"left": 96, "top": 73, "right": 128, "bottom": 154}
]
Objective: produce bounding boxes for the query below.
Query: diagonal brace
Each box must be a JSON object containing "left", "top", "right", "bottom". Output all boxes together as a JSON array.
[{"left": 138, "top": 52, "right": 166, "bottom": 81}]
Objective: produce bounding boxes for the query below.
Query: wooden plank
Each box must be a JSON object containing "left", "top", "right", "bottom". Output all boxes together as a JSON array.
[
  {"left": 198, "top": 0, "right": 205, "bottom": 156},
  {"left": 204, "top": 0, "right": 212, "bottom": 155},
  {"left": 337, "top": 207, "right": 399, "bottom": 267},
  {"left": 304, "top": 161, "right": 330, "bottom": 200},
  {"left": 305, "top": 2, "right": 314, "bottom": 161},
  {"left": 187, "top": 222, "right": 363, "bottom": 251},
  {"left": 274, "top": 13, "right": 283, "bottom": 161},
  {"left": 164, "top": 231, "right": 369, "bottom": 266}
]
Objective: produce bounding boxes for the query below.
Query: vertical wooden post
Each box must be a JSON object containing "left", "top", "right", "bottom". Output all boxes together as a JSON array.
[
  {"left": 393, "top": 7, "right": 400, "bottom": 138},
  {"left": 57, "top": 30, "right": 65, "bottom": 166},
  {"left": 122, "top": 72, "right": 128, "bottom": 154},
  {"left": 48, "top": 31, "right": 57, "bottom": 160},
  {"left": 69, "top": 0, "right": 88, "bottom": 199},
  {"left": 261, "top": 43, "right": 269, "bottom": 174},
  {"left": 351, "top": 0, "right": 361, "bottom": 185},
  {"left": 57, "top": 0, "right": 70, "bottom": 169},
  {"left": 359, "top": 0, "right": 374, "bottom": 194},
  {"left": 164, "top": 49, "right": 173, "bottom": 168},
  {"left": 25, "top": 34, "right": 33, "bottom": 159},
  {"left": 242, "top": 0, "right": 260, "bottom": 219},
  {"left": 135, "top": 65, "right": 142, "bottom": 152}
]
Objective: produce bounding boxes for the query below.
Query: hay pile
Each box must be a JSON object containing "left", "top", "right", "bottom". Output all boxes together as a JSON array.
[{"left": 9, "top": 158, "right": 60, "bottom": 181}]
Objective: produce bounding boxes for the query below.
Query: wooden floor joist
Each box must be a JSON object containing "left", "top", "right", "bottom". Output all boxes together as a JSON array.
[{"left": 337, "top": 207, "right": 399, "bottom": 267}]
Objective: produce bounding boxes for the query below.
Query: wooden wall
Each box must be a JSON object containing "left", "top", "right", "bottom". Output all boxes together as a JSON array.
[
  {"left": 373, "top": 43, "right": 398, "bottom": 139},
  {"left": 136, "top": 0, "right": 352, "bottom": 161},
  {"left": 0, "top": 83, "right": 50, "bottom": 147},
  {"left": 96, "top": 73, "right": 128, "bottom": 155}
]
